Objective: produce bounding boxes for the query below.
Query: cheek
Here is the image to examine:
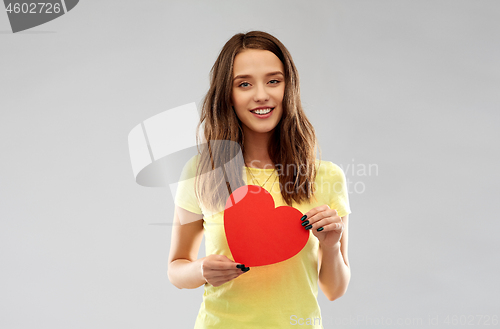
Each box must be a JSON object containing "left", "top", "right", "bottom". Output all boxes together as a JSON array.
[
  {"left": 234, "top": 92, "right": 252, "bottom": 108},
  {"left": 231, "top": 90, "right": 242, "bottom": 106},
  {"left": 274, "top": 87, "right": 285, "bottom": 102}
]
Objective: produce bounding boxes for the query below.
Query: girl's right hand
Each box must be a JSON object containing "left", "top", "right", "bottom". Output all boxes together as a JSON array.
[{"left": 200, "top": 254, "right": 250, "bottom": 287}]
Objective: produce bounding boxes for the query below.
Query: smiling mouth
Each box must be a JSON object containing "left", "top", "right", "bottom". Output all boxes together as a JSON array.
[{"left": 250, "top": 107, "right": 274, "bottom": 115}]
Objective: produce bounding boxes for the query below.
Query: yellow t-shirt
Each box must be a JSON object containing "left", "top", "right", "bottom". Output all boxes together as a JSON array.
[{"left": 174, "top": 154, "right": 351, "bottom": 329}]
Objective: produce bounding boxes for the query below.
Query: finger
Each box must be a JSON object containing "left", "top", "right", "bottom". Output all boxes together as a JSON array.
[
  {"left": 204, "top": 265, "right": 248, "bottom": 278},
  {"left": 316, "top": 221, "right": 343, "bottom": 232},
  {"left": 204, "top": 273, "right": 236, "bottom": 285},
  {"left": 301, "top": 212, "right": 324, "bottom": 228},
  {"left": 303, "top": 207, "right": 338, "bottom": 226},
  {"left": 301, "top": 204, "right": 328, "bottom": 222},
  {"left": 208, "top": 269, "right": 246, "bottom": 284},
  {"left": 206, "top": 265, "right": 246, "bottom": 275},
  {"left": 209, "top": 260, "right": 246, "bottom": 270},
  {"left": 304, "top": 214, "right": 340, "bottom": 232},
  {"left": 302, "top": 212, "right": 328, "bottom": 228},
  {"left": 202, "top": 267, "right": 243, "bottom": 283}
]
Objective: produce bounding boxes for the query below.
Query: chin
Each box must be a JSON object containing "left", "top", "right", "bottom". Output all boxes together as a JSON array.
[{"left": 254, "top": 125, "right": 278, "bottom": 134}]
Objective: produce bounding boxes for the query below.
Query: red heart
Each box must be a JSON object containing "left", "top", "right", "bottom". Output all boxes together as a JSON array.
[{"left": 224, "top": 185, "right": 309, "bottom": 267}]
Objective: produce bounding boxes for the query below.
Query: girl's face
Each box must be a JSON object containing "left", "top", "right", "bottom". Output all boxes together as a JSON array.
[{"left": 231, "top": 49, "right": 285, "bottom": 135}]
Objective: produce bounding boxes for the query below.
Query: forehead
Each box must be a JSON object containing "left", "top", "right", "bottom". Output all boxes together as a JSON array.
[{"left": 232, "top": 49, "right": 284, "bottom": 76}]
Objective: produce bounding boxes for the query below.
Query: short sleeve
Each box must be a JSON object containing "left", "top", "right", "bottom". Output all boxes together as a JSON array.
[
  {"left": 174, "top": 155, "right": 203, "bottom": 215},
  {"left": 327, "top": 162, "right": 352, "bottom": 218}
]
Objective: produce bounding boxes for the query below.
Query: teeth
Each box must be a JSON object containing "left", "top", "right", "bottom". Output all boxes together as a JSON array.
[{"left": 252, "top": 108, "right": 272, "bottom": 114}]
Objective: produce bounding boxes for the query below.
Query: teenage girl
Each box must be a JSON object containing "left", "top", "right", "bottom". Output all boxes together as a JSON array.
[{"left": 168, "top": 31, "right": 351, "bottom": 329}]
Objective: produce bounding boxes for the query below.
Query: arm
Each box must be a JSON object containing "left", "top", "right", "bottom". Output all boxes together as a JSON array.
[
  {"left": 167, "top": 205, "right": 206, "bottom": 289},
  {"left": 167, "top": 205, "right": 248, "bottom": 288},
  {"left": 318, "top": 214, "right": 350, "bottom": 301}
]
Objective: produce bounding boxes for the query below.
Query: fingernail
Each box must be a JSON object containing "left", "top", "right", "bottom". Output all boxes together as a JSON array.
[
  {"left": 242, "top": 267, "right": 250, "bottom": 272},
  {"left": 305, "top": 224, "right": 312, "bottom": 230},
  {"left": 301, "top": 220, "right": 309, "bottom": 226},
  {"left": 317, "top": 227, "right": 324, "bottom": 232},
  {"left": 300, "top": 215, "right": 307, "bottom": 221},
  {"left": 236, "top": 264, "right": 245, "bottom": 269}
]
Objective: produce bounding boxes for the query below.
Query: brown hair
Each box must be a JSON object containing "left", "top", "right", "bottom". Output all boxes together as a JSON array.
[{"left": 194, "top": 30, "right": 321, "bottom": 214}]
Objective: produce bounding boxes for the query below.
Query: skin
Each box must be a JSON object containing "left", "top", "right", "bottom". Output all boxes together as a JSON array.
[
  {"left": 303, "top": 207, "right": 350, "bottom": 301},
  {"left": 230, "top": 48, "right": 285, "bottom": 169},
  {"left": 168, "top": 206, "right": 243, "bottom": 288},
  {"left": 168, "top": 49, "right": 350, "bottom": 300}
]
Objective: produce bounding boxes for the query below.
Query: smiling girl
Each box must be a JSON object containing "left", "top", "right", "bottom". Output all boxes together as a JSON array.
[{"left": 168, "top": 31, "right": 352, "bottom": 329}]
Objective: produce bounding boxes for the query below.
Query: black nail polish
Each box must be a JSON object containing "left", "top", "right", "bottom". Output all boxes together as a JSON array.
[
  {"left": 242, "top": 267, "right": 250, "bottom": 272},
  {"left": 236, "top": 264, "right": 245, "bottom": 269},
  {"left": 300, "top": 215, "right": 307, "bottom": 221},
  {"left": 305, "top": 224, "right": 312, "bottom": 230},
  {"left": 317, "top": 227, "right": 324, "bottom": 232},
  {"left": 301, "top": 220, "right": 309, "bottom": 226}
]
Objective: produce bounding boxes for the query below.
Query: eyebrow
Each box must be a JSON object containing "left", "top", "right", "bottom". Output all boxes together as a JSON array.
[{"left": 233, "top": 71, "right": 284, "bottom": 81}]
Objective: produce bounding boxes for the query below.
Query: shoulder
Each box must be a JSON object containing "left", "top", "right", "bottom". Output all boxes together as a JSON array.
[
  {"left": 315, "top": 159, "right": 345, "bottom": 178},
  {"left": 187, "top": 153, "right": 200, "bottom": 168},
  {"left": 179, "top": 154, "right": 201, "bottom": 179}
]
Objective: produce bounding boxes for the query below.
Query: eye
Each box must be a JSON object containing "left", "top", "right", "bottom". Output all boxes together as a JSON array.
[
  {"left": 269, "top": 79, "right": 281, "bottom": 85},
  {"left": 238, "top": 82, "right": 250, "bottom": 88}
]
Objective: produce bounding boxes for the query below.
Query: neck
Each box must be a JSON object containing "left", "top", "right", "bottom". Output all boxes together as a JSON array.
[{"left": 242, "top": 127, "right": 275, "bottom": 169}]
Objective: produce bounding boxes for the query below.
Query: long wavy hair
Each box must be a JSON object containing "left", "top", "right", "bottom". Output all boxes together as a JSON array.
[{"left": 194, "top": 30, "right": 322, "bottom": 214}]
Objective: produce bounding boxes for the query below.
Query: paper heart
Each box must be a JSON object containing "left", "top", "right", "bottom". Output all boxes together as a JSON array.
[{"left": 224, "top": 185, "right": 309, "bottom": 267}]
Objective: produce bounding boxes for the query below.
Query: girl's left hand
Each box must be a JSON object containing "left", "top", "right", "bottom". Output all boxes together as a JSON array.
[{"left": 301, "top": 205, "right": 343, "bottom": 248}]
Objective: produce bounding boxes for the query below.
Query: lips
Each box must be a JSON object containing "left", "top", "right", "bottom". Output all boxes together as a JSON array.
[{"left": 250, "top": 107, "right": 274, "bottom": 114}]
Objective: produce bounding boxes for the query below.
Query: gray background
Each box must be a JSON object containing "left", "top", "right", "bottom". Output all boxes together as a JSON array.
[{"left": 1, "top": 0, "right": 499, "bottom": 328}]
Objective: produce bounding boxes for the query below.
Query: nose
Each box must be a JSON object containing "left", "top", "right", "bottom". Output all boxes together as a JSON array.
[{"left": 253, "top": 83, "right": 270, "bottom": 102}]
